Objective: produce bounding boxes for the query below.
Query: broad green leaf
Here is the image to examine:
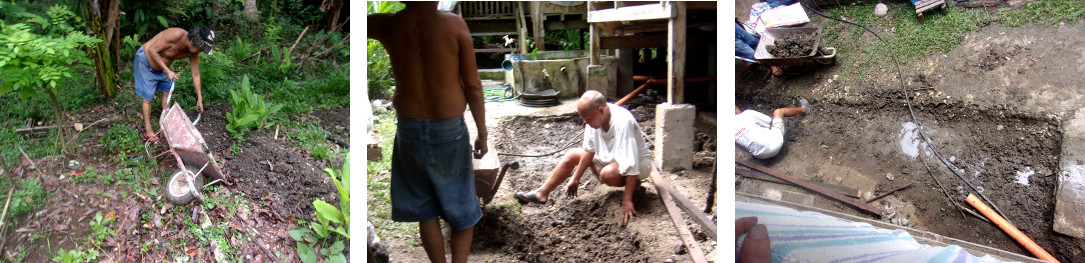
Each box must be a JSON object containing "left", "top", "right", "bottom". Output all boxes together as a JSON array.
[
  {"left": 287, "top": 229, "right": 308, "bottom": 242},
  {"left": 325, "top": 254, "right": 347, "bottom": 263},
  {"left": 156, "top": 16, "right": 168, "bottom": 28},
  {"left": 313, "top": 200, "right": 342, "bottom": 224},
  {"left": 297, "top": 243, "right": 318, "bottom": 263},
  {"left": 329, "top": 240, "right": 345, "bottom": 255},
  {"left": 310, "top": 221, "right": 329, "bottom": 238}
]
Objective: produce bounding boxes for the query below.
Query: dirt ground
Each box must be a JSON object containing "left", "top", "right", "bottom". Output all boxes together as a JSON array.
[
  {"left": 376, "top": 101, "right": 718, "bottom": 262},
  {"left": 736, "top": 16, "right": 1085, "bottom": 262},
  {"left": 1, "top": 101, "right": 348, "bottom": 261},
  {"left": 769, "top": 32, "right": 818, "bottom": 58},
  {"left": 200, "top": 105, "right": 344, "bottom": 220}
]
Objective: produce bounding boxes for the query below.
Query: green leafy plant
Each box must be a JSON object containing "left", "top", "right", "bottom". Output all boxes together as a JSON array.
[
  {"left": 71, "top": 166, "right": 98, "bottom": 184},
  {"left": 99, "top": 124, "right": 142, "bottom": 162},
  {"left": 6, "top": 178, "right": 47, "bottom": 223},
  {"left": 225, "top": 75, "right": 283, "bottom": 140},
  {"left": 52, "top": 248, "right": 99, "bottom": 263},
  {"left": 0, "top": 22, "right": 100, "bottom": 153},
  {"left": 289, "top": 152, "right": 350, "bottom": 263},
  {"left": 88, "top": 211, "right": 115, "bottom": 247}
]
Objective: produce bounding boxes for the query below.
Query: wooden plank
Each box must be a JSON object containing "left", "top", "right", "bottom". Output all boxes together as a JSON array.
[
  {"left": 654, "top": 166, "right": 717, "bottom": 240},
  {"left": 736, "top": 168, "right": 861, "bottom": 198},
  {"left": 666, "top": 1, "right": 685, "bottom": 104},
  {"left": 589, "top": 23, "right": 600, "bottom": 64},
  {"left": 865, "top": 181, "right": 915, "bottom": 203},
  {"left": 648, "top": 164, "right": 709, "bottom": 263},
  {"left": 737, "top": 159, "right": 883, "bottom": 216},
  {"left": 470, "top": 31, "right": 517, "bottom": 37},
  {"left": 587, "top": 3, "right": 672, "bottom": 23},
  {"left": 474, "top": 48, "right": 515, "bottom": 53}
]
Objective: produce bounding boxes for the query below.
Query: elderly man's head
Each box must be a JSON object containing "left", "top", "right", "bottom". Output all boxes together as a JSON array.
[{"left": 577, "top": 90, "right": 609, "bottom": 129}]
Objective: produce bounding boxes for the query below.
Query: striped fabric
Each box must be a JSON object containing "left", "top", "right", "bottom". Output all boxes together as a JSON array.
[{"left": 736, "top": 201, "right": 1012, "bottom": 263}]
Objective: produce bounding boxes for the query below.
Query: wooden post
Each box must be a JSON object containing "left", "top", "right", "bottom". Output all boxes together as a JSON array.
[
  {"left": 517, "top": 2, "right": 529, "bottom": 54},
  {"left": 531, "top": 2, "right": 545, "bottom": 52},
  {"left": 589, "top": 25, "right": 600, "bottom": 64},
  {"left": 666, "top": 1, "right": 686, "bottom": 104}
]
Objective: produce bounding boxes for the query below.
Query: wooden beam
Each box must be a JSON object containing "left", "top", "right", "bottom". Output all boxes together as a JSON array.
[
  {"left": 687, "top": 1, "right": 718, "bottom": 10},
  {"left": 667, "top": 1, "right": 686, "bottom": 104},
  {"left": 587, "top": 3, "right": 672, "bottom": 23},
  {"left": 474, "top": 48, "right": 515, "bottom": 53},
  {"left": 531, "top": 1, "right": 545, "bottom": 51},
  {"left": 737, "top": 160, "right": 883, "bottom": 216},
  {"left": 466, "top": 22, "right": 517, "bottom": 34},
  {"left": 653, "top": 165, "right": 718, "bottom": 240},
  {"left": 599, "top": 33, "right": 714, "bottom": 49},
  {"left": 588, "top": 3, "right": 600, "bottom": 65},
  {"left": 470, "top": 31, "right": 518, "bottom": 37},
  {"left": 544, "top": 19, "right": 589, "bottom": 30},
  {"left": 649, "top": 164, "right": 709, "bottom": 263},
  {"left": 517, "top": 2, "right": 528, "bottom": 54}
]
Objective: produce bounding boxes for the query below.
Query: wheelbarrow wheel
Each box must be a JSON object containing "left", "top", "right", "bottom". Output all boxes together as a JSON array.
[{"left": 165, "top": 165, "right": 205, "bottom": 205}]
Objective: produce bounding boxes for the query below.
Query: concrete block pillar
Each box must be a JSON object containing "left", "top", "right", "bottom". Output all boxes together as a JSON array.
[
  {"left": 654, "top": 103, "right": 695, "bottom": 171},
  {"left": 587, "top": 64, "right": 610, "bottom": 98}
]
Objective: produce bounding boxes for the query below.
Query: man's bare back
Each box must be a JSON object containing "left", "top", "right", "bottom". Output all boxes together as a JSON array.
[
  {"left": 143, "top": 28, "right": 202, "bottom": 73},
  {"left": 368, "top": 3, "right": 483, "bottom": 120}
]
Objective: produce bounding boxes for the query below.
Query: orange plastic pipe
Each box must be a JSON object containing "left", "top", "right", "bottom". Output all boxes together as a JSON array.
[{"left": 965, "top": 194, "right": 1060, "bottom": 263}]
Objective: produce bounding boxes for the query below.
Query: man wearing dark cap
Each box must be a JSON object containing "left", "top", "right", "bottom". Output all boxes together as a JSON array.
[{"left": 135, "top": 26, "right": 215, "bottom": 142}]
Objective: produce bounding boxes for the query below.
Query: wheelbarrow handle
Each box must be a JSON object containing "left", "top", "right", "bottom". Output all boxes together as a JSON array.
[{"left": 193, "top": 110, "right": 202, "bottom": 126}]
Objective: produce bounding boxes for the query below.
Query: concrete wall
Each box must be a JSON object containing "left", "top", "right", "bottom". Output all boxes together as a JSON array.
[
  {"left": 505, "top": 51, "right": 617, "bottom": 100},
  {"left": 655, "top": 103, "right": 696, "bottom": 171}
]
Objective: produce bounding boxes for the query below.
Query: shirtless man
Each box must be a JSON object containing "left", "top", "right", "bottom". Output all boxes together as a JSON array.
[
  {"left": 368, "top": 2, "right": 487, "bottom": 263},
  {"left": 135, "top": 26, "right": 215, "bottom": 142}
]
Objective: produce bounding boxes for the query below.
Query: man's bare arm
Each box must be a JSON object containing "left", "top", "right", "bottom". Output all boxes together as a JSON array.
[
  {"left": 367, "top": 14, "right": 392, "bottom": 42},
  {"left": 455, "top": 16, "right": 487, "bottom": 158},
  {"left": 189, "top": 55, "right": 204, "bottom": 111}
]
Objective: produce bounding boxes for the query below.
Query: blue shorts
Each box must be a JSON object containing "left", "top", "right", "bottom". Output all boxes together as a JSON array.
[
  {"left": 133, "top": 46, "right": 174, "bottom": 101},
  {"left": 390, "top": 115, "right": 481, "bottom": 230}
]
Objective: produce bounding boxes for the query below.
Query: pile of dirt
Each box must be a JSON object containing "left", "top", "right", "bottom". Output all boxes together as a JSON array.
[
  {"left": 475, "top": 199, "right": 651, "bottom": 262},
  {"left": 199, "top": 104, "right": 339, "bottom": 220},
  {"left": 769, "top": 32, "right": 818, "bottom": 58}
]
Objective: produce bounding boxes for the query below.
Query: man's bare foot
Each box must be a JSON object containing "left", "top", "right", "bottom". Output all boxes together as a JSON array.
[
  {"left": 142, "top": 131, "right": 159, "bottom": 143},
  {"left": 770, "top": 66, "right": 784, "bottom": 76}
]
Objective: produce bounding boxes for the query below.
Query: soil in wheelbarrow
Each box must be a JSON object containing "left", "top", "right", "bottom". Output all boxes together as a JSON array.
[
  {"left": 769, "top": 32, "right": 818, "bottom": 58},
  {"left": 464, "top": 102, "right": 717, "bottom": 262},
  {"left": 199, "top": 104, "right": 343, "bottom": 221}
]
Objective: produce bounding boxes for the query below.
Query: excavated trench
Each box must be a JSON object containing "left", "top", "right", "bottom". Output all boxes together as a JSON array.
[{"left": 736, "top": 84, "right": 1083, "bottom": 261}]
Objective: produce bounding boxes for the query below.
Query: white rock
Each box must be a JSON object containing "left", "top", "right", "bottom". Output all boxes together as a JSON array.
[
  {"left": 874, "top": 3, "right": 888, "bottom": 17},
  {"left": 887, "top": 173, "right": 895, "bottom": 181}
]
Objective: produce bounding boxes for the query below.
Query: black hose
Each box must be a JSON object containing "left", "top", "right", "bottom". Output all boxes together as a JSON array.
[
  {"left": 801, "top": 2, "right": 1014, "bottom": 225},
  {"left": 498, "top": 131, "right": 583, "bottom": 157}
]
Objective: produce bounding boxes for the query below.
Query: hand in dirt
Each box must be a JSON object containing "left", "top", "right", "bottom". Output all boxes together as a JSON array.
[
  {"left": 564, "top": 180, "right": 579, "bottom": 199},
  {"left": 621, "top": 199, "right": 636, "bottom": 225},
  {"left": 473, "top": 135, "right": 487, "bottom": 159},
  {"left": 736, "top": 217, "right": 771, "bottom": 263}
]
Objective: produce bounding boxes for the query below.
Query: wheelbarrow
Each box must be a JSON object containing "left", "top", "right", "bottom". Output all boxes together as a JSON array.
[
  {"left": 144, "top": 82, "right": 228, "bottom": 205},
  {"left": 474, "top": 160, "right": 519, "bottom": 206},
  {"left": 753, "top": 26, "right": 837, "bottom": 67}
]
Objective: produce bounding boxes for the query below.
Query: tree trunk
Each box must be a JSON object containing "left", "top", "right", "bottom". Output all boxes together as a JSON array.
[
  {"left": 243, "top": 0, "right": 259, "bottom": 21},
  {"left": 86, "top": 0, "right": 120, "bottom": 99},
  {"left": 44, "top": 86, "right": 71, "bottom": 155},
  {"left": 325, "top": 0, "right": 343, "bottom": 32}
]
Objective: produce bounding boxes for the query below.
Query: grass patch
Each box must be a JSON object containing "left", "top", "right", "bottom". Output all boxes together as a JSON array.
[
  {"left": 999, "top": 0, "right": 1085, "bottom": 26},
  {"left": 0, "top": 177, "right": 48, "bottom": 224},
  {"left": 278, "top": 117, "right": 345, "bottom": 163},
  {"left": 365, "top": 111, "right": 419, "bottom": 245},
  {"left": 815, "top": 3, "right": 988, "bottom": 84}
]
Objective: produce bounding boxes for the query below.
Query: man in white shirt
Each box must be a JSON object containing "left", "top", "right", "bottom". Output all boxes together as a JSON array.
[
  {"left": 515, "top": 90, "right": 651, "bottom": 224},
  {"left": 735, "top": 98, "right": 810, "bottom": 159}
]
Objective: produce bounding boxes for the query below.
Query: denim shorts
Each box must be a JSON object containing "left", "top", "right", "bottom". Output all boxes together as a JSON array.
[
  {"left": 390, "top": 115, "right": 481, "bottom": 230},
  {"left": 133, "top": 46, "right": 174, "bottom": 101}
]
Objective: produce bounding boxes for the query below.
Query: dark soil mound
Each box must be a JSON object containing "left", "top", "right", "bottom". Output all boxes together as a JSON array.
[
  {"left": 200, "top": 104, "right": 338, "bottom": 220},
  {"left": 769, "top": 32, "right": 818, "bottom": 58}
]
